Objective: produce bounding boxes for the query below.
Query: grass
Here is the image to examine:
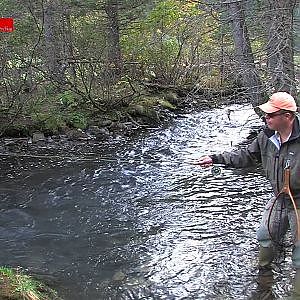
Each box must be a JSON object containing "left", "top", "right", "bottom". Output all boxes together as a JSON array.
[{"left": 0, "top": 266, "right": 61, "bottom": 300}]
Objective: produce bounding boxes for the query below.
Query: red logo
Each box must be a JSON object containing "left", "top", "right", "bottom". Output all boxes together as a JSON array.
[{"left": 0, "top": 18, "right": 14, "bottom": 32}]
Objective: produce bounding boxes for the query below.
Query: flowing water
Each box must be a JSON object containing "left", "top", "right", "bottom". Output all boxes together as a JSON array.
[{"left": 0, "top": 104, "right": 295, "bottom": 299}]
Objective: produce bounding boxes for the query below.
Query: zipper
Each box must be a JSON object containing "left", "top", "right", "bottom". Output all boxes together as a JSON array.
[{"left": 274, "top": 152, "right": 280, "bottom": 195}]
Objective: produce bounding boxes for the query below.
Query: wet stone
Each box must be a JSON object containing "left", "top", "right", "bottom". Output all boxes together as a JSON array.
[
  {"left": 32, "top": 132, "right": 45, "bottom": 143},
  {"left": 112, "top": 271, "right": 126, "bottom": 281}
]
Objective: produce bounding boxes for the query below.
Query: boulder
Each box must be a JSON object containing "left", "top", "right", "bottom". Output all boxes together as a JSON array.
[{"left": 32, "top": 132, "right": 45, "bottom": 143}]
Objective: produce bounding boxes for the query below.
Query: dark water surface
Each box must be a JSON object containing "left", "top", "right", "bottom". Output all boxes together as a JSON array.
[{"left": 0, "top": 104, "right": 294, "bottom": 299}]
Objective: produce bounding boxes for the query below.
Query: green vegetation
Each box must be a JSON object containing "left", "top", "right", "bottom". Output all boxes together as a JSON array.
[
  {"left": 0, "top": 0, "right": 298, "bottom": 137},
  {"left": 121, "top": 0, "right": 220, "bottom": 86},
  {"left": 0, "top": 266, "right": 61, "bottom": 300}
]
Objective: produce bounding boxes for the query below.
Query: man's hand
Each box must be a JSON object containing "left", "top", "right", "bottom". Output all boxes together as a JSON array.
[{"left": 191, "top": 156, "right": 213, "bottom": 167}]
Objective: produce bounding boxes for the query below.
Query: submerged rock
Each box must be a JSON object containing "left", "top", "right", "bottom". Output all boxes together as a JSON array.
[{"left": 112, "top": 271, "right": 126, "bottom": 281}]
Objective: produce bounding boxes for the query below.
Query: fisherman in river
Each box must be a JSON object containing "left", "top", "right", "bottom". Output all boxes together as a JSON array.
[{"left": 194, "top": 91, "right": 300, "bottom": 299}]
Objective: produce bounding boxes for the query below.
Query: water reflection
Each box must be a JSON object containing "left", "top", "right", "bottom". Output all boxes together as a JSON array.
[{"left": 0, "top": 104, "right": 294, "bottom": 299}]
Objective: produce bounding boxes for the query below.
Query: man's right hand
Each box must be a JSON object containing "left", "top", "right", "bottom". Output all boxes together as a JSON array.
[{"left": 190, "top": 156, "right": 213, "bottom": 167}]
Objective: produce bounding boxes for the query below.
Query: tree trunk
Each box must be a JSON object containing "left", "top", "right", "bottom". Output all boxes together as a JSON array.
[
  {"left": 43, "top": 0, "right": 65, "bottom": 82},
  {"left": 266, "top": 0, "right": 297, "bottom": 96},
  {"left": 228, "top": 0, "right": 267, "bottom": 106},
  {"left": 104, "top": 0, "right": 123, "bottom": 79},
  {"left": 62, "top": 8, "right": 77, "bottom": 82}
]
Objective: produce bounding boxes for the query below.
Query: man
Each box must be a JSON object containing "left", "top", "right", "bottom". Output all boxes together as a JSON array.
[{"left": 195, "top": 92, "right": 300, "bottom": 298}]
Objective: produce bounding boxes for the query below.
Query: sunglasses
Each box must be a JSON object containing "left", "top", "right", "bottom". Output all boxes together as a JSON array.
[{"left": 264, "top": 111, "right": 286, "bottom": 118}]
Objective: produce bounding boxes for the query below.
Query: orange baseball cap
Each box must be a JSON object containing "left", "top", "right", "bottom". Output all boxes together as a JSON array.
[{"left": 258, "top": 92, "right": 297, "bottom": 113}]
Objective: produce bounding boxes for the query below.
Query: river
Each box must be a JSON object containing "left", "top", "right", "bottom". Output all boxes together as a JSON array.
[{"left": 0, "top": 104, "right": 295, "bottom": 299}]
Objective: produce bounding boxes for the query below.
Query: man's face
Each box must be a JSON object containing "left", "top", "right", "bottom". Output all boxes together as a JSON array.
[{"left": 264, "top": 111, "right": 290, "bottom": 131}]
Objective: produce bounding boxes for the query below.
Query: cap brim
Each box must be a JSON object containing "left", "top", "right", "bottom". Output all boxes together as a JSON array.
[{"left": 258, "top": 102, "right": 280, "bottom": 113}]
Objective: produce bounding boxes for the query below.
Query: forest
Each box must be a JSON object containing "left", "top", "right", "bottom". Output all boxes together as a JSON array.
[{"left": 0, "top": 0, "right": 299, "bottom": 138}]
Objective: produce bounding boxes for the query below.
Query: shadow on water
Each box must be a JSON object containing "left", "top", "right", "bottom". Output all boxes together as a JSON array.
[{"left": 0, "top": 104, "right": 294, "bottom": 299}]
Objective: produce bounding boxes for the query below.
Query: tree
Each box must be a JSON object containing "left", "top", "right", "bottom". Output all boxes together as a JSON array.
[
  {"left": 43, "top": 0, "right": 66, "bottom": 82},
  {"left": 226, "top": 0, "right": 267, "bottom": 106},
  {"left": 265, "top": 0, "right": 298, "bottom": 96},
  {"left": 104, "top": 0, "right": 123, "bottom": 78}
]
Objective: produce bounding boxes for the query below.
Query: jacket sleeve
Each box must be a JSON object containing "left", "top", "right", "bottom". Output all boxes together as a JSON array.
[{"left": 210, "top": 136, "right": 262, "bottom": 168}]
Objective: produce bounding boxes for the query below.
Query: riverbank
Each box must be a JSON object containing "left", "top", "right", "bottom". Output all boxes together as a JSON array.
[
  {"left": 0, "top": 86, "right": 250, "bottom": 157},
  {"left": 0, "top": 266, "right": 61, "bottom": 300}
]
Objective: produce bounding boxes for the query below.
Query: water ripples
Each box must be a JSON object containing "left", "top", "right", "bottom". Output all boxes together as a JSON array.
[{"left": 0, "top": 104, "right": 294, "bottom": 299}]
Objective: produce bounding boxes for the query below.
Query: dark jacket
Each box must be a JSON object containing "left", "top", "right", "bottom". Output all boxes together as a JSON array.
[{"left": 211, "top": 115, "right": 300, "bottom": 202}]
